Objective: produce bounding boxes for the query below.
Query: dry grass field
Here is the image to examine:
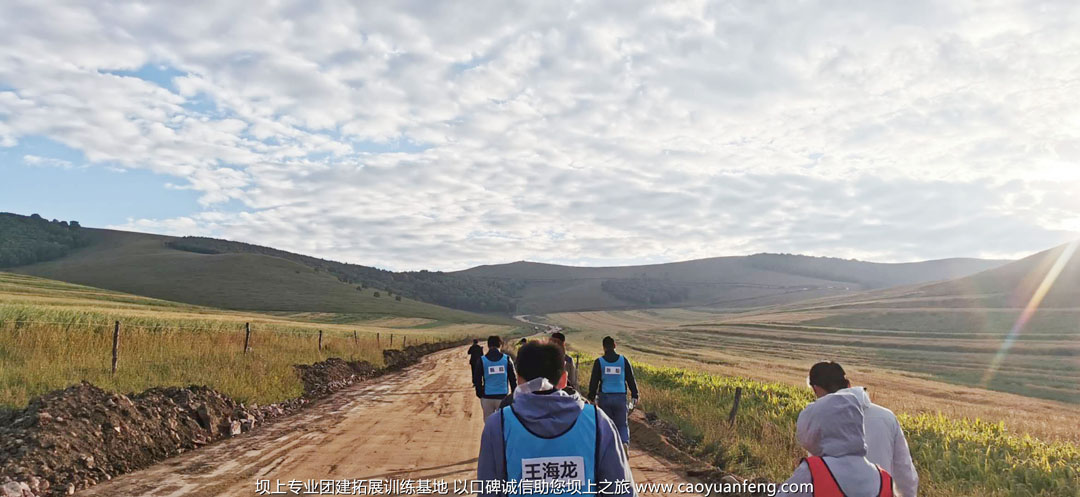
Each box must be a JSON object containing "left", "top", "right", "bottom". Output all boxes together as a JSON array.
[
  {"left": 552, "top": 306, "right": 1080, "bottom": 445},
  {"left": 0, "top": 272, "right": 514, "bottom": 408}
]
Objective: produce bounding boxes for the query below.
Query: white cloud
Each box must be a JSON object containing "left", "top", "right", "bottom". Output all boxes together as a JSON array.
[{"left": 3, "top": 0, "right": 1079, "bottom": 269}]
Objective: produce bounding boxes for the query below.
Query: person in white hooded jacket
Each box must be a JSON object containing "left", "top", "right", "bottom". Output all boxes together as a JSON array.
[
  {"left": 805, "top": 362, "right": 919, "bottom": 497},
  {"left": 777, "top": 390, "right": 896, "bottom": 497}
]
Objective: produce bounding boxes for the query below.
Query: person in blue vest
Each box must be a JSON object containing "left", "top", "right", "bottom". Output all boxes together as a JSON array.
[
  {"left": 586, "top": 336, "right": 639, "bottom": 447},
  {"left": 473, "top": 335, "right": 517, "bottom": 419},
  {"left": 477, "top": 340, "right": 635, "bottom": 497}
]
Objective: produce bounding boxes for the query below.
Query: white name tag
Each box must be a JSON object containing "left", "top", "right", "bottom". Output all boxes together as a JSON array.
[
  {"left": 520, "top": 456, "right": 585, "bottom": 483},
  {"left": 488, "top": 365, "right": 505, "bottom": 375},
  {"left": 604, "top": 366, "right": 621, "bottom": 375}
]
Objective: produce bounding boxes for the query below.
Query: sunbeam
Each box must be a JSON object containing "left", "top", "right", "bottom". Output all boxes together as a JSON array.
[{"left": 982, "top": 239, "right": 1080, "bottom": 387}]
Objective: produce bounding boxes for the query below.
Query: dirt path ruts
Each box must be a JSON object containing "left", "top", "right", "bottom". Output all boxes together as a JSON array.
[{"left": 81, "top": 347, "right": 695, "bottom": 496}]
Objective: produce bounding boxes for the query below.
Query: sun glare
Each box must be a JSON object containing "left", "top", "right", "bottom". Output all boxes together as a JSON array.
[{"left": 982, "top": 239, "right": 1079, "bottom": 387}]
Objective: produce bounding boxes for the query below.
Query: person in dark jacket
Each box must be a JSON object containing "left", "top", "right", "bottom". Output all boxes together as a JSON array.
[
  {"left": 478, "top": 340, "right": 635, "bottom": 497},
  {"left": 587, "top": 336, "right": 639, "bottom": 447},
  {"left": 550, "top": 332, "right": 578, "bottom": 391},
  {"left": 467, "top": 339, "right": 484, "bottom": 369},
  {"left": 473, "top": 336, "right": 516, "bottom": 418}
]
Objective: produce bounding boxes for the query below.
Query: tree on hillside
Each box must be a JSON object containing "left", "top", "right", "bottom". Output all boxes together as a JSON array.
[{"left": 0, "top": 212, "right": 90, "bottom": 268}]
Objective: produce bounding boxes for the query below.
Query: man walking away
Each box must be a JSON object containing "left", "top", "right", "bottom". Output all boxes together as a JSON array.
[
  {"left": 474, "top": 336, "right": 516, "bottom": 419},
  {"left": 549, "top": 332, "right": 577, "bottom": 392},
  {"left": 807, "top": 362, "right": 919, "bottom": 497},
  {"left": 587, "top": 336, "right": 639, "bottom": 447},
  {"left": 468, "top": 339, "right": 484, "bottom": 369},
  {"left": 777, "top": 390, "right": 896, "bottom": 497},
  {"left": 478, "top": 341, "right": 635, "bottom": 497}
]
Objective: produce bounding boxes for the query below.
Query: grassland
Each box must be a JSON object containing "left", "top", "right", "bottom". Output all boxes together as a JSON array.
[
  {"left": 13, "top": 229, "right": 512, "bottom": 324},
  {"left": 0, "top": 272, "right": 515, "bottom": 408},
  {"left": 574, "top": 363, "right": 1078, "bottom": 497}
]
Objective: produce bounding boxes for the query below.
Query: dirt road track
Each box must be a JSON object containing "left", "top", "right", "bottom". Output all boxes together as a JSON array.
[{"left": 82, "top": 347, "right": 695, "bottom": 496}]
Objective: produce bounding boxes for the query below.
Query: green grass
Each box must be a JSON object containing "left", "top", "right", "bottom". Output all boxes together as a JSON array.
[
  {"left": 619, "top": 364, "right": 1080, "bottom": 497},
  {"left": 13, "top": 229, "right": 512, "bottom": 325},
  {"left": 0, "top": 272, "right": 513, "bottom": 407}
]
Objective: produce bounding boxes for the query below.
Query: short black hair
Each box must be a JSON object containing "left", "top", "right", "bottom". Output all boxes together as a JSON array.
[
  {"left": 602, "top": 336, "right": 616, "bottom": 349},
  {"left": 472, "top": 339, "right": 479, "bottom": 344},
  {"left": 516, "top": 341, "right": 566, "bottom": 384},
  {"left": 551, "top": 332, "right": 566, "bottom": 343},
  {"left": 487, "top": 335, "right": 503, "bottom": 348},
  {"left": 809, "top": 361, "right": 850, "bottom": 393}
]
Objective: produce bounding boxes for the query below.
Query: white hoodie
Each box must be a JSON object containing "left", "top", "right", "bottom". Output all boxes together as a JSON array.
[
  {"left": 832, "top": 387, "right": 919, "bottom": 497},
  {"left": 778, "top": 391, "right": 894, "bottom": 497}
]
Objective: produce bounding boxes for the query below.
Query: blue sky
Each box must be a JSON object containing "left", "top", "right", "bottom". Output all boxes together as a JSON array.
[
  {"left": 0, "top": 136, "right": 203, "bottom": 227},
  {"left": 2, "top": 1, "right": 1079, "bottom": 270}
]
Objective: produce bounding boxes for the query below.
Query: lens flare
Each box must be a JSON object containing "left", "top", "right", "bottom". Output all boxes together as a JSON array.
[{"left": 981, "top": 240, "right": 1079, "bottom": 387}]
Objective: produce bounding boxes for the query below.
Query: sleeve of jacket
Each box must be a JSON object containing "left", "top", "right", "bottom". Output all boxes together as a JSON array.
[
  {"left": 472, "top": 358, "right": 484, "bottom": 396},
  {"left": 594, "top": 408, "right": 636, "bottom": 496},
  {"left": 775, "top": 462, "right": 813, "bottom": 497},
  {"left": 506, "top": 357, "right": 517, "bottom": 394},
  {"left": 587, "top": 359, "right": 601, "bottom": 401},
  {"left": 477, "top": 409, "right": 506, "bottom": 497},
  {"left": 623, "top": 359, "right": 640, "bottom": 400},
  {"left": 890, "top": 418, "right": 920, "bottom": 497}
]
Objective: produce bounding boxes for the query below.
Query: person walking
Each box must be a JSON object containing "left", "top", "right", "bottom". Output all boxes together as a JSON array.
[
  {"left": 467, "top": 338, "right": 484, "bottom": 369},
  {"left": 777, "top": 390, "right": 897, "bottom": 497},
  {"left": 473, "top": 336, "right": 516, "bottom": 418},
  {"left": 586, "top": 336, "right": 639, "bottom": 447},
  {"left": 806, "top": 362, "right": 919, "bottom": 497},
  {"left": 549, "top": 332, "right": 578, "bottom": 392},
  {"left": 477, "top": 340, "right": 636, "bottom": 497}
]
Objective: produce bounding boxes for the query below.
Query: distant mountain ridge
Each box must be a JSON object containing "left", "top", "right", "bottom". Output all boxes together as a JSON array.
[
  {"left": 456, "top": 253, "right": 1010, "bottom": 313},
  {"left": 1, "top": 211, "right": 1013, "bottom": 315}
]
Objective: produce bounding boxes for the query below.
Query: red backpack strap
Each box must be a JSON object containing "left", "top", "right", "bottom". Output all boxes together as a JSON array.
[
  {"left": 804, "top": 457, "right": 844, "bottom": 497},
  {"left": 877, "top": 465, "right": 894, "bottom": 497}
]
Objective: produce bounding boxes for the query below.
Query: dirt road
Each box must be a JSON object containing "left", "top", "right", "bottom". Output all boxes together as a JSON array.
[{"left": 82, "top": 347, "right": 695, "bottom": 496}]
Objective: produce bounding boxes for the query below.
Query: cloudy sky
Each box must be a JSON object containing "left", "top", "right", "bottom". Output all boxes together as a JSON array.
[{"left": 2, "top": 1, "right": 1079, "bottom": 270}]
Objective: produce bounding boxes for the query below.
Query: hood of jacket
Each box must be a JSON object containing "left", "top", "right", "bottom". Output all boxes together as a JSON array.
[
  {"left": 510, "top": 377, "right": 586, "bottom": 438},
  {"left": 796, "top": 390, "right": 868, "bottom": 458},
  {"left": 836, "top": 386, "right": 872, "bottom": 409}
]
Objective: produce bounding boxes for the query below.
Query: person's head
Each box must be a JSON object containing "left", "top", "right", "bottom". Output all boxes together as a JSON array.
[
  {"left": 515, "top": 340, "right": 567, "bottom": 388},
  {"left": 519, "top": 338, "right": 527, "bottom": 344},
  {"left": 472, "top": 339, "right": 479, "bottom": 345},
  {"left": 550, "top": 332, "right": 566, "bottom": 345},
  {"left": 796, "top": 390, "right": 866, "bottom": 457},
  {"left": 487, "top": 335, "right": 503, "bottom": 350},
  {"left": 808, "top": 361, "right": 850, "bottom": 398},
  {"left": 602, "top": 336, "right": 616, "bottom": 352}
]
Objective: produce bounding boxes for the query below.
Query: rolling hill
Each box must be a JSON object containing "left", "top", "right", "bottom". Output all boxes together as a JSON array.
[
  {"left": 7, "top": 228, "right": 509, "bottom": 324},
  {"left": 457, "top": 254, "right": 1010, "bottom": 314}
]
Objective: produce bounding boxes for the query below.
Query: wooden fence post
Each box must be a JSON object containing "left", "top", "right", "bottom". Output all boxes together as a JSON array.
[
  {"left": 111, "top": 320, "right": 120, "bottom": 375},
  {"left": 728, "top": 387, "right": 743, "bottom": 426},
  {"left": 318, "top": 330, "right": 323, "bottom": 352},
  {"left": 390, "top": 334, "right": 394, "bottom": 346},
  {"left": 403, "top": 336, "right": 407, "bottom": 347},
  {"left": 377, "top": 332, "right": 380, "bottom": 345},
  {"left": 353, "top": 331, "right": 359, "bottom": 349},
  {"left": 244, "top": 322, "right": 251, "bottom": 354}
]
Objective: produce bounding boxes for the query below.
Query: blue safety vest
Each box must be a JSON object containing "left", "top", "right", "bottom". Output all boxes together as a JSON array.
[
  {"left": 599, "top": 355, "right": 626, "bottom": 394},
  {"left": 502, "top": 404, "right": 598, "bottom": 497},
  {"left": 482, "top": 355, "right": 510, "bottom": 396}
]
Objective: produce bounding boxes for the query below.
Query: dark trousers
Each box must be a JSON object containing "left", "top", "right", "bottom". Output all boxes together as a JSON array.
[{"left": 596, "top": 392, "right": 629, "bottom": 443}]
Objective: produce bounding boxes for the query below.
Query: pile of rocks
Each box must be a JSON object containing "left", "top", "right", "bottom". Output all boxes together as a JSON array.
[
  {"left": 294, "top": 358, "right": 379, "bottom": 398},
  {"left": 0, "top": 383, "right": 264, "bottom": 496}
]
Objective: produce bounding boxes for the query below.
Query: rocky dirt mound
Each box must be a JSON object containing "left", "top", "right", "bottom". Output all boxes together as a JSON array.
[
  {"left": 0, "top": 340, "right": 469, "bottom": 496},
  {"left": 295, "top": 358, "right": 379, "bottom": 398},
  {"left": 0, "top": 383, "right": 264, "bottom": 496},
  {"left": 383, "top": 341, "right": 467, "bottom": 371}
]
